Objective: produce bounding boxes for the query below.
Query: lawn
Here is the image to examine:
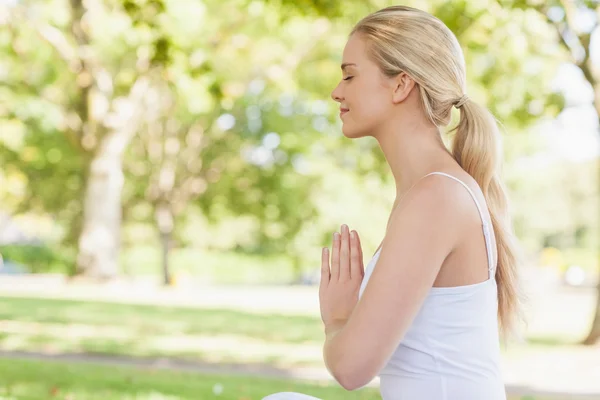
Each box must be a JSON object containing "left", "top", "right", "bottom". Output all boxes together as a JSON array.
[
  {"left": 0, "top": 295, "right": 587, "bottom": 370},
  {"left": 120, "top": 246, "right": 302, "bottom": 284},
  {"left": 0, "top": 296, "right": 324, "bottom": 368},
  {"left": 0, "top": 357, "right": 381, "bottom": 400},
  {"left": 0, "top": 357, "right": 562, "bottom": 400},
  {"left": 0, "top": 295, "right": 587, "bottom": 400}
]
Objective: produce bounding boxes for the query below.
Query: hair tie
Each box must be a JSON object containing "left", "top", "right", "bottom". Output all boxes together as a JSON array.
[{"left": 455, "top": 94, "right": 469, "bottom": 109}]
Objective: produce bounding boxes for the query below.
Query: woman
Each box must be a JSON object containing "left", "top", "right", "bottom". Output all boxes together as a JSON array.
[{"left": 264, "top": 5, "right": 520, "bottom": 400}]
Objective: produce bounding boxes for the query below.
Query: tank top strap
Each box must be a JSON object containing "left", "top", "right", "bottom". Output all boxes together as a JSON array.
[{"left": 422, "top": 172, "right": 495, "bottom": 277}]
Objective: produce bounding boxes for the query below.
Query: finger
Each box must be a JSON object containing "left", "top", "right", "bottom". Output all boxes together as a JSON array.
[
  {"left": 355, "top": 231, "right": 364, "bottom": 277},
  {"left": 331, "top": 231, "right": 341, "bottom": 281},
  {"left": 350, "top": 230, "right": 361, "bottom": 279},
  {"left": 320, "top": 247, "right": 330, "bottom": 292},
  {"left": 339, "top": 224, "right": 350, "bottom": 281}
]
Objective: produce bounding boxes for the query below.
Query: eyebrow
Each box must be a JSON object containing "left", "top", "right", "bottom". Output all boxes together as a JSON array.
[{"left": 341, "top": 63, "right": 357, "bottom": 71}]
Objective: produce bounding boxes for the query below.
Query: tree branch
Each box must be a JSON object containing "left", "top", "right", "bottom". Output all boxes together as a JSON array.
[
  {"left": 36, "top": 23, "right": 79, "bottom": 65},
  {"left": 579, "top": 33, "right": 596, "bottom": 86},
  {"left": 535, "top": 1, "right": 598, "bottom": 86}
]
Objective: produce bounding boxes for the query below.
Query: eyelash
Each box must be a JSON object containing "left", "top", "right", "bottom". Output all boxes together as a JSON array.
[{"left": 343, "top": 76, "right": 353, "bottom": 81}]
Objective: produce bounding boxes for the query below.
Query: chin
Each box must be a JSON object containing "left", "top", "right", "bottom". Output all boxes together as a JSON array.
[{"left": 342, "top": 125, "right": 368, "bottom": 139}]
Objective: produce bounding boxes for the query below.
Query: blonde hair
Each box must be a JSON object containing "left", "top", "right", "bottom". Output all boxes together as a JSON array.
[{"left": 352, "top": 6, "right": 521, "bottom": 335}]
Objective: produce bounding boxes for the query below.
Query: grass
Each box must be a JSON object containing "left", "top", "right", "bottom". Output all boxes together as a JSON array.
[
  {"left": 0, "top": 295, "right": 589, "bottom": 369},
  {"left": 120, "top": 246, "right": 301, "bottom": 284},
  {"left": 0, "top": 244, "right": 307, "bottom": 284},
  {"left": 0, "top": 357, "right": 564, "bottom": 400},
  {"left": 0, "top": 296, "right": 324, "bottom": 368},
  {"left": 0, "top": 296, "right": 321, "bottom": 343},
  {"left": 0, "top": 295, "right": 588, "bottom": 400},
  {"left": 0, "top": 357, "right": 380, "bottom": 400}
]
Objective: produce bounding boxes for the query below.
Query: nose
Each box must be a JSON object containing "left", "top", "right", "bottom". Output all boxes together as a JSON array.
[{"left": 331, "top": 83, "right": 343, "bottom": 103}]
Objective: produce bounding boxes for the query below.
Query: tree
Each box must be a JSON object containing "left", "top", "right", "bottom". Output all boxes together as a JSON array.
[
  {"left": 1, "top": 0, "right": 575, "bottom": 286},
  {"left": 121, "top": 1, "right": 338, "bottom": 284},
  {"left": 1, "top": 0, "right": 173, "bottom": 277},
  {"left": 504, "top": 0, "right": 600, "bottom": 345}
]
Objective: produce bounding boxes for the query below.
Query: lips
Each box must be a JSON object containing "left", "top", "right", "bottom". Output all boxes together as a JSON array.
[{"left": 340, "top": 108, "right": 349, "bottom": 117}]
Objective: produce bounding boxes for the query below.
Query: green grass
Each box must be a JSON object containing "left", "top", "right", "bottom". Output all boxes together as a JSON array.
[
  {"left": 0, "top": 296, "right": 321, "bottom": 343},
  {"left": 0, "top": 244, "right": 306, "bottom": 284},
  {"left": 0, "top": 357, "right": 380, "bottom": 400},
  {"left": 0, "top": 296, "right": 324, "bottom": 367},
  {"left": 0, "top": 296, "right": 583, "bottom": 400},
  {"left": 120, "top": 246, "right": 300, "bottom": 284},
  {"left": 0, "top": 357, "right": 562, "bottom": 400},
  {"left": 0, "top": 295, "right": 584, "bottom": 369}
]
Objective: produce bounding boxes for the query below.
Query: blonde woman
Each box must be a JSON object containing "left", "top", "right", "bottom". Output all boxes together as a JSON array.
[{"left": 264, "top": 5, "right": 520, "bottom": 400}]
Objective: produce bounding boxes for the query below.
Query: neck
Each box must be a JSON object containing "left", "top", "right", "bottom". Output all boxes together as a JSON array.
[{"left": 375, "top": 117, "right": 456, "bottom": 201}]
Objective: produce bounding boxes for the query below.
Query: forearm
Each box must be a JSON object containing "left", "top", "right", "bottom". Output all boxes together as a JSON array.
[
  {"left": 323, "top": 318, "right": 381, "bottom": 390},
  {"left": 324, "top": 320, "right": 372, "bottom": 390},
  {"left": 323, "top": 321, "right": 346, "bottom": 375}
]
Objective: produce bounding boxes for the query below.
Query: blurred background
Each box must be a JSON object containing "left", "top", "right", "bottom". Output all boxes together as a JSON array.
[{"left": 0, "top": 0, "right": 599, "bottom": 399}]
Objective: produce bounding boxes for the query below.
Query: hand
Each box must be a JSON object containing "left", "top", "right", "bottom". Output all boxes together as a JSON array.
[{"left": 319, "top": 224, "right": 365, "bottom": 335}]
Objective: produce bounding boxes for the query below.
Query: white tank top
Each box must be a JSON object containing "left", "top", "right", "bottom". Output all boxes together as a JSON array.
[{"left": 358, "top": 172, "right": 506, "bottom": 400}]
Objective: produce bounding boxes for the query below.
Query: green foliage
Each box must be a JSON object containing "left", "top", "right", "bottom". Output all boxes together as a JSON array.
[
  {"left": 0, "top": 0, "right": 592, "bottom": 279},
  {"left": 0, "top": 244, "right": 74, "bottom": 274}
]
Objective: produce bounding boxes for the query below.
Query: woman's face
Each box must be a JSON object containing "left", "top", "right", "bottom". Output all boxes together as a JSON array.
[{"left": 331, "top": 34, "right": 395, "bottom": 139}]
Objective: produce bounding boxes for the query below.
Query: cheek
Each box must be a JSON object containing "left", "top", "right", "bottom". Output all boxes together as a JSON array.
[
  {"left": 342, "top": 101, "right": 385, "bottom": 137},
  {"left": 353, "top": 96, "right": 387, "bottom": 125},
  {"left": 353, "top": 83, "right": 387, "bottom": 116},
  {"left": 341, "top": 82, "right": 389, "bottom": 135}
]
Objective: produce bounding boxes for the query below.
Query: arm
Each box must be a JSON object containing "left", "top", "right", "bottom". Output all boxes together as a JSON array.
[{"left": 323, "top": 177, "right": 463, "bottom": 390}]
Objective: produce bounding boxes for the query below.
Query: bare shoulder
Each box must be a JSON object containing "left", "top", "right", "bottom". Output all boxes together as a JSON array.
[
  {"left": 386, "top": 172, "right": 482, "bottom": 249},
  {"left": 399, "top": 172, "right": 478, "bottom": 218}
]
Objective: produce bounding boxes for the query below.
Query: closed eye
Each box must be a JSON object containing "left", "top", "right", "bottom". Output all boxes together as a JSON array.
[{"left": 343, "top": 76, "right": 353, "bottom": 81}]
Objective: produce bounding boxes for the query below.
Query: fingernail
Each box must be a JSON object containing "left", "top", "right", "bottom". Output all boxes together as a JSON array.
[
  {"left": 334, "top": 232, "right": 340, "bottom": 240},
  {"left": 351, "top": 231, "right": 356, "bottom": 239}
]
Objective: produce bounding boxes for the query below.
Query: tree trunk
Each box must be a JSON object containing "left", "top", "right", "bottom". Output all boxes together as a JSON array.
[
  {"left": 155, "top": 204, "right": 174, "bottom": 286},
  {"left": 581, "top": 70, "right": 600, "bottom": 344},
  {"left": 582, "top": 141, "right": 600, "bottom": 345},
  {"left": 583, "top": 277, "right": 600, "bottom": 344},
  {"left": 29, "top": 0, "right": 148, "bottom": 279},
  {"left": 160, "top": 230, "right": 172, "bottom": 286},
  {"left": 76, "top": 133, "right": 126, "bottom": 279}
]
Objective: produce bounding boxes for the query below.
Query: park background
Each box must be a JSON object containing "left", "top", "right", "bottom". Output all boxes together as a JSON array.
[{"left": 0, "top": 0, "right": 599, "bottom": 399}]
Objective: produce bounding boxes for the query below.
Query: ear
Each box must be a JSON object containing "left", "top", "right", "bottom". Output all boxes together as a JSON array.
[{"left": 391, "top": 72, "right": 416, "bottom": 104}]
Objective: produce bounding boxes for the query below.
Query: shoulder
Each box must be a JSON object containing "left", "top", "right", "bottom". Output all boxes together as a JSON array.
[
  {"left": 399, "top": 173, "right": 476, "bottom": 218},
  {"left": 386, "top": 173, "right": 478, "bottom": 251}
]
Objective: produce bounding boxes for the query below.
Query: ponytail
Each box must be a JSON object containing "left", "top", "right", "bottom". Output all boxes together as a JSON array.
[{"left": 452, "top": 99, "right": 522, "bottom": 337}]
